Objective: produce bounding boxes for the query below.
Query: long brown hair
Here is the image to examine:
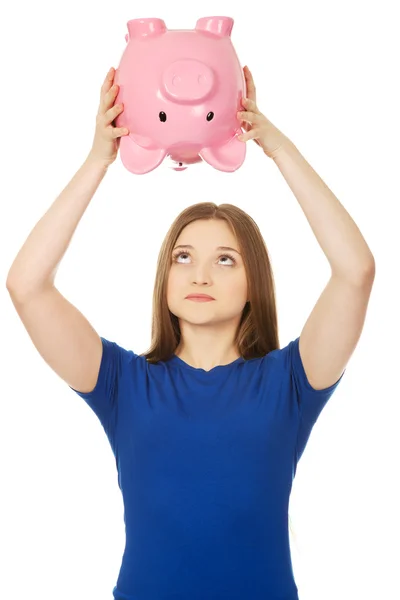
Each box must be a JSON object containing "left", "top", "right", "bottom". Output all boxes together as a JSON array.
[{"left": 140, "top": 202, "right": 280, "bottom": 363}]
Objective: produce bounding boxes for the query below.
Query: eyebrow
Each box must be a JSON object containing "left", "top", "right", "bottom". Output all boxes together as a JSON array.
[{"left": 173, "top": 244, "right": 241, "bottom": 255}]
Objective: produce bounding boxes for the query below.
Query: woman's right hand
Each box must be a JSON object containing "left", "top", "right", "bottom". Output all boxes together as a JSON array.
[{"left": 87, "top": 67, "right": 129, "bottom": 168}]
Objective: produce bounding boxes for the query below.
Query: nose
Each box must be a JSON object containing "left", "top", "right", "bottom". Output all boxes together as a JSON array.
[
  {"left": 162, "top": 59, "right": 215, "bottom": 102},
  {"left": 192, "top": 271, "right": 211, "bottom": 286}
]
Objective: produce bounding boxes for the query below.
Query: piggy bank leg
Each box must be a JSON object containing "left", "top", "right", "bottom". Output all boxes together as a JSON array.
[
  {"left": 119, "top": 135, "right": 167, "bottom": 175},
  {"left": 199, "top": 134, "right": 246, "bottom": 173}
]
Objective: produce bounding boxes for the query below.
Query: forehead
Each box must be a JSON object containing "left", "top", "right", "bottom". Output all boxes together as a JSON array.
[{"left": 175, "top": 219, "right": 236, "bottom": 245}]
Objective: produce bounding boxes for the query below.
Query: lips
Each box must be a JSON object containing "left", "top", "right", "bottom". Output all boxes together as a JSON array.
[{"left": 185, "top": 294, "right": 215, "bottom": 300}]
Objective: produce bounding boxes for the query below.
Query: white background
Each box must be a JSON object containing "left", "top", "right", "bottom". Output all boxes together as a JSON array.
[{"left": 1, "top": 1, "right": 399, "bottom": 599}]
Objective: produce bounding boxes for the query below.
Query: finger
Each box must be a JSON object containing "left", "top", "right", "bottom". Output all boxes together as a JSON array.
[
  {"left": 238, "top": 128, "right": 260, "bottom": 142},
  {"left": 105, "top": 84, "right": 119, "bottom": 104},
  {"left": 104, "top": 67, "right": 115, "bottom": 82},
  {"left": 237, "top": 110, "right": 261, "bottom": 124},
  {"left": 241, "top": 97, "right": 260, "bottom": 114},
  {"left": 112, "top": 126, "right": 129, "bottom": 138},
  {"left": 100, "top": 67, "right": 115, "bottom": 97},
  {"left": 99, "top": 84, "right": 119, "bottom": 115},
  {"left": 104, "top": 102, "right": 124, "bottom": 126},
  {"left": 243, "top": 66, "right": 257, "bottom": 102}
]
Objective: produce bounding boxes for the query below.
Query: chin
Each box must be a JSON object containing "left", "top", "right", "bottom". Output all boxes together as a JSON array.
[
  {"left": 169, "top": 305, "right": 217, "bottom": 325},
  {"left": 178, "top": 313, "right": 216, "bottom": 326}
]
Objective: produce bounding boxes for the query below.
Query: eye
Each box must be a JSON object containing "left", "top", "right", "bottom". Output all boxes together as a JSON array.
[
  {"left": 206, "top": 112, "right": 214, "bottom": 121},
  {"left": 159, "top": 111, "right": 167, "bottom": 122},
  {"left": 172, "top": 251, "right": 236, "bottom": 266}
]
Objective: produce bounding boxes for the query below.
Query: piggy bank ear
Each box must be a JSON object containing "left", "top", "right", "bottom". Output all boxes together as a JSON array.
[
  {"left": 195, "top": 16, "right": 234, "bottom": 37},
  {"left": 126, "top": 18, "right": 167, "bottom": 40}
]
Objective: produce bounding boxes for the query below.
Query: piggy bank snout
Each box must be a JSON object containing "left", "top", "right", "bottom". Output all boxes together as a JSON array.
[{"left": 162, "top": 59, "right": 215, "bottom": 102}]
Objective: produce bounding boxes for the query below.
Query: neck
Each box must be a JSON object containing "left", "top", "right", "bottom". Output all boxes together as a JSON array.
[{"left": 175, "top": 319, "right": 242, "bottom": 370}]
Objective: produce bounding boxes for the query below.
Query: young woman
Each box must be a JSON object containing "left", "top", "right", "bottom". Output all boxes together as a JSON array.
[{"left": 6, "top": 66, "right": 375, "bottom": 600}]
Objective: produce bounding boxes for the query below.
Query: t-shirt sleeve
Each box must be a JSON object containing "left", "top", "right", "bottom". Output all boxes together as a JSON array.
[
  {"left": 68, "top": 337, "right": 134, "bottom": 445},
  {"left": 278, "top": 336, "right": 345, "bottom": 463}
]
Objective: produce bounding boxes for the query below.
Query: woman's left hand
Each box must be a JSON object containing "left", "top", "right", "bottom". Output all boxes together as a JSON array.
[{"left": 238, "top": 66, "right": 290, "bottom": 159}]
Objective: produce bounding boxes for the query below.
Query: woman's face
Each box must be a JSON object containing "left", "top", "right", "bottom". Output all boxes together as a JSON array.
[{"left": 167, "top": 219, "right": 248, "bottom": 327}]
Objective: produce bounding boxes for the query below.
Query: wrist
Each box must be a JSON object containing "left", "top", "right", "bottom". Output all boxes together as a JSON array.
[
  {"left": 270, "top": 135, "right": 295, "bottom": 161},
  {"left": 84, "top": 152, "right": 112, "bottom": 172}
]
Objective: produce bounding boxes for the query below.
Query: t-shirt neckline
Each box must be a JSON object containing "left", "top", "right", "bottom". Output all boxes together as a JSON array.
[{"left": 169, "top": 354, "right": 245, "bottom": 373}]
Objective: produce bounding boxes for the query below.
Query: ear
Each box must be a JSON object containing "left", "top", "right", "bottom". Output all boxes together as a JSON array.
[
  {"left": 195, "top": 16, "right": 234, "bottom": 37},
  {"left": 126, "top": 18, "right": 167, "bottom": 40}
]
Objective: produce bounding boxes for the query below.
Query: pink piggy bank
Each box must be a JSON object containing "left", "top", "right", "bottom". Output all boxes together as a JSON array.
[{"left": 113, "top": 16, "right": 246, "bottom": 174}]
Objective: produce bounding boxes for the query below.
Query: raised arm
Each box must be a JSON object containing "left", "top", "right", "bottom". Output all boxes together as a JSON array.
[{"left": 6, "top": 67, "right": 129, "bottom": 393}]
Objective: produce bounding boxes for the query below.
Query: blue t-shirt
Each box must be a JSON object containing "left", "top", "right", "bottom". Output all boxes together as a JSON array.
[{"left": 70, "top": 335, "right": 344, "bottom": 600}]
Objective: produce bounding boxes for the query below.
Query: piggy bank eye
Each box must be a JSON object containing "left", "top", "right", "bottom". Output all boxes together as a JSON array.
[
  {"left": 159, "top": 111, "right": 167, "bottom": 122},
  {"left": 206, "top": 112, "right": 214, "bottom": 121}
]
